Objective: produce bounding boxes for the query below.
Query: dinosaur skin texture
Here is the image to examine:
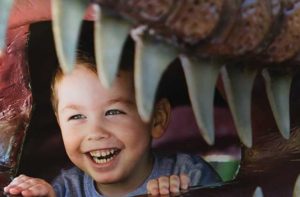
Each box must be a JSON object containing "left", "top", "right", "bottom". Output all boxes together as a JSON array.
[{"left": 1, "top": 0, "right": 300, "bottom": 196}]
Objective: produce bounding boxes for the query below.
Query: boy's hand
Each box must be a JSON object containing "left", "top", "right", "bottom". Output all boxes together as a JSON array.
[
  {"left": 146, "top": 174, "right": 190, "bottom": 196},
  {"left": 4, "top": 174, "right": 56, "bottom": 197}
]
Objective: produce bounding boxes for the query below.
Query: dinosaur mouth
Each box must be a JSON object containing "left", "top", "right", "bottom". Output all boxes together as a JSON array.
[
  {"left": 2, "top": 0, "right": 294, "bottom": 148},
  {"left": 2, "top": 0, "right": 300, "bottom": 196},
  {"left": 0, "top": 0, "right": 292, "bottom": 149}
]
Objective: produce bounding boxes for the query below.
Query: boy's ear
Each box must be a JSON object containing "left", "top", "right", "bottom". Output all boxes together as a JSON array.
[{"left": 151, "top": 98, "right": 171, "bottom": 139}]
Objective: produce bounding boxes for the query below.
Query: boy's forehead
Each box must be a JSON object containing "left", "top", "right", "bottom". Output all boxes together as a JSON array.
[
  {"left": 57, "top": 66, "right": 135, "bottom": 102},
  {"left": 75, "top": 64, "right": 134, "bottom": 81}
]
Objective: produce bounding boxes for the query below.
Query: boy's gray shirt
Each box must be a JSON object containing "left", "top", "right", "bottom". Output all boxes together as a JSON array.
[{"left": 52, "top": 153, "right": 221, "bottom": 197}]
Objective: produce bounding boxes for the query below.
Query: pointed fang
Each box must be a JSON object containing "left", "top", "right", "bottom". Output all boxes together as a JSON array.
[
  {"left": 253, "top": 186, "right": 264, "bottom": 197},
  {"left": 0, "top": 0, "right": 14, "bottom": 51},
  {"left": 94, "top": 5, "right": 131, "bottom": 88},
  {"left": 180, "top": 55, "right": 221, "bottom": 145},
  {"left": 262, "top": 69, "right": 292, "bottom": 139},
  {"left": 221, "top": 65, "right": 257, "bottom": 148},
  {"left": 293, "top": 174, "right": 300, "bottom": 197},
  {"left": 52, "top": 0, "right": 89, "bottom": 73},
  {"left": 132, "top": 27, "right": 178, "bottom": 122}
]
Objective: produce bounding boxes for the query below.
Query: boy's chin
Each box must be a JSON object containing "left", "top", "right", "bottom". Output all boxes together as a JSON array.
[{"left": 92, "top": 173, "right": 125, "bottom": 185}]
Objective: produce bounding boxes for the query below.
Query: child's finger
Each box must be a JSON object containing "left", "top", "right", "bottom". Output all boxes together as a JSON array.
[
  {"left": 4, "top": 176, "right": 51, "bottom": 196},
  {"left": 169, "top": 175, "right": 180, "bottom": 193},
  {"left": 146, "top": 179, "right": 159, "bottom": 195},
  {"left": 4, "top": 175, "right": 31, "bottom": 194},
  {"left": 12, "top": 177, "right": 38, "bottom": 190},
  {"left": 158, "top": 176, "right": 170, "bottom": 195},
  {"left": 21, "top": 183, "right": 52, "bottom": 197},
  {"left": 9, "top": 174, "right": 31, "bottom": 186},
  {"left": 4, "top": 186, "right": 22, "bottom": 195},
  {"left": 179, "top": 174, "right": 190, "bottom": 190}
]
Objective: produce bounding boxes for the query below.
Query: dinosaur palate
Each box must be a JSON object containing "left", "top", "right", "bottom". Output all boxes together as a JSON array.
[
  {"left": 165, "top": 0, "right": 224, "bottom": 44},
  {"left": 94, "top": 4, "right": 131, "bottom": 88},
  {"left": 123, "top": 0, "right": 173, "bottom": 22},
  {"left": 264, "top": 1, "right": 300, "bottom": 63},
  {"left": 224, "top": 0, "right": 272, "bottom": 55},
  {"left": 180, "top": 55, "right": 221, "bottom": 145}
]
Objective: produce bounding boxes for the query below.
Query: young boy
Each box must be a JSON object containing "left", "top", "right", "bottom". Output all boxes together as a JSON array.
[{"left": 4, "top": 53, "right": 220, "bottom": 197}]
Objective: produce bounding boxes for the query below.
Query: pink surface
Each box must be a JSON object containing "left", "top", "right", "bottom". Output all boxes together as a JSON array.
[{"left": 153, "top": 106, "right": 239, "bottom": 157}]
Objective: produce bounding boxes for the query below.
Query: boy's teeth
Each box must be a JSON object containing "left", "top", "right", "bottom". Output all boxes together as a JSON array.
[
  {"left": 90, "top": 149, "right": 116, "bottom": 157},
  {"left": 89, "top": 148, "right": 119, "bottom": 164},
  {"left": 94, "top": 157, "right": 113, "bottom": 164}
]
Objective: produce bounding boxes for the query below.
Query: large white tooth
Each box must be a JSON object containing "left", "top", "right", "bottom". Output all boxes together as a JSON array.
[
  {"left": 262, "top": 68, "right": 292, "bottom": 139},
  {"left": 253, "top": 186, "right": 264, "bottom": 197},
  {"left": 51, "top": 0, "right": 89, "bottom": 73},
  {"left": 293, "top": 174, "right": 300, "bottom": 196},
  {"left": 179, "top": 55, "right": 221, "bottom": 145},
  {"left": 131, "top": 26, "right": 178, "bottom": 122},
  {"left": 101, "top": 151, "right": 106, "bottom": 157},
  {"left": 0, "top": 0, "right": 14, "bottom": 51},
  {"left": 221, "top": 64, "right": 257, "bottom": 148},
  {"left": 94, "top": 4, "right": 131, "bottom": 88}
]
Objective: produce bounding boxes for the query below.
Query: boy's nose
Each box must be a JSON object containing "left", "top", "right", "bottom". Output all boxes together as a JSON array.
[
  {"left": 87, "top": 124, "right": 111, "bottom": 141},
  {"left": 87, "top": 133, "right": 110, "bottom": 141}
]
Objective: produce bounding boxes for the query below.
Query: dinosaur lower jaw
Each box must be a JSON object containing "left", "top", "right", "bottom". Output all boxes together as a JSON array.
[
  {"left": 0, "top": 24, "right": 31, "bottom": 168},
  {"left": 0, "top": 1, "right": 51, "bottom": 183}
]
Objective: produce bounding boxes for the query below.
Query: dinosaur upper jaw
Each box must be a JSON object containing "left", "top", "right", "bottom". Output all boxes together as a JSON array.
[{"left": 1, "top": 0, "right": 291, "bottom": 148}]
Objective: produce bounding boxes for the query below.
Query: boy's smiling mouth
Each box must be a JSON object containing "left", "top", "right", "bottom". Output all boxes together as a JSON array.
[{"left": 89, "top": 148, "right": 121, "bottom": 164}]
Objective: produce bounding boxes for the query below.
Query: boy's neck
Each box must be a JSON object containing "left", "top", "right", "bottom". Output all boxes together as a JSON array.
[{"left": 95, "top": 153, "right": 154, "bottom": 197}]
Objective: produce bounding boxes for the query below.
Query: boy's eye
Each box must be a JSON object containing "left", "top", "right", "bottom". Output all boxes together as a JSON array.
[
  {"left": 105, "top": 109, "right": 125, "bottom": 116},
  {"left": 68, "top": 114, "right": 86, "bottom": 121}
]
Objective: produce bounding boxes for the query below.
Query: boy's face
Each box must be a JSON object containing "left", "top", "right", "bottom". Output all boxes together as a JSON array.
[{"left": 56, "top": 65, "right": 154, "bottom": 186}]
